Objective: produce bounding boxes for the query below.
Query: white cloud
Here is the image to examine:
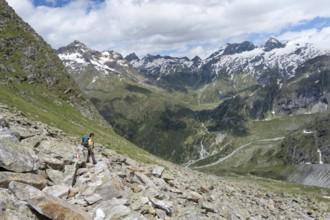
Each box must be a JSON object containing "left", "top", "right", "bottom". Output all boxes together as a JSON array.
[
  {"left": 278, "top": 27, "right": 330, "bottom": 51},
  {"left": 6, "top": 0, "right": 330, "bottom": 58}
]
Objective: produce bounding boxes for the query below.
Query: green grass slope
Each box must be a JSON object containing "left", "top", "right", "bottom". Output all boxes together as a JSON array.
[{"left": 0, "top": 0, "right": 154, "bottom": 163}]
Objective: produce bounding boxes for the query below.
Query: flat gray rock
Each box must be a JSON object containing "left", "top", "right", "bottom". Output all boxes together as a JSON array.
[
  {"left": 0, "top": 172, "right": 47, "bottom": 190},
  {"left": 152, "top": 166, "right": 165, "bottom": 177},
  {"left": 42, "top": 184, "right": 70, "bottom": 198},
  {"left": 0, "top": 136, "right": 40, "bottom": 172},
  {"left": 149, "top": 197, "right": 173, "bottom": 215},
  {"left": 46, "top": 168, "right": 64, "bottom": 185},
  {"left": 9, "top": 181, "right": 92, "bottom": 220}
]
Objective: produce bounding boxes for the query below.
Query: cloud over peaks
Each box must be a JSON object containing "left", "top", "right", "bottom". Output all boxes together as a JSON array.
[{"left": 7, "top": 0, "right": 330, "bottom": 58}]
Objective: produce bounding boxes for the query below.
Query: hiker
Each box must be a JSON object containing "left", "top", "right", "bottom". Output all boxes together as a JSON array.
[{"left": 86, "top": 133, "right": 97, "bottom": 164}]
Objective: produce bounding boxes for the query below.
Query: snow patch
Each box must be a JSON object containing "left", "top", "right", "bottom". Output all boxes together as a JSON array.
[
  {"left": 59, "top": 53, "right": 86, "bottom": 64},
  {"left": 303, "top": 130, "right": 313, "bottom": 134}
]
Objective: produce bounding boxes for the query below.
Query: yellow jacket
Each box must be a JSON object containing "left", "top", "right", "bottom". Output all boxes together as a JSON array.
[{"left": 88, "top": 138, "right": 94, "bottom": 148}]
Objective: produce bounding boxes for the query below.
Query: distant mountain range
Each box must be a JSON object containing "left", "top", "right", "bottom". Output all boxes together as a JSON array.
[
  {"left": 126, "top": 38, "right": 329, "bottom": 88},
  {"left": 57, "top": 38, "right": 330, "bottom": 91}
]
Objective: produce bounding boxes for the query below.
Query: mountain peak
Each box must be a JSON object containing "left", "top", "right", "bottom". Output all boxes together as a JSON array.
[
  {"left": 263, "top": 38, "right": 285, "bottom": 52},
  {"left": 57, "top": 40, "right": 89, "bottom": 54},
  {"left": 192, "top": 56, "right": 202, "bottom": 62},
  {"left": 67, "top": 40, "right": 88, "bottom": 49},
  {"left": 223, "top": 41, "right": 256, "bottom": 55},
  {"left": 125, "top": 53, "right": 140, "bottom": 62}
]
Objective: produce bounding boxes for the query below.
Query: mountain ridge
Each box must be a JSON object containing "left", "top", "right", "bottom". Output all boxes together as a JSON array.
[{"left": 127, "top": 38, "right": 329, "bottom": 91}]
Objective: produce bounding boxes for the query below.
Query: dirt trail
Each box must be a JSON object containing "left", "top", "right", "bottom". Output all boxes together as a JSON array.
[{"left": 191, "top": 137, "right": 284, "bottom": 169}]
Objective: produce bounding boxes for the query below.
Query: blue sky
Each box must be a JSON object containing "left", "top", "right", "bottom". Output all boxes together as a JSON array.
[
  {"left": 33, "top": 0, "right": 69, "bottom": 7},
  {"left": 7, "top": 0, "right": 330, "bottom": 58},
  {"left": 33, "top": 0, "right": 105, "bottom": 8}
]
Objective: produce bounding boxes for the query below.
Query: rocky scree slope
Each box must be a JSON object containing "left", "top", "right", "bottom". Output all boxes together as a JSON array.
[{"left": 0, "top": 105, "right": 330, "bottom": 219}]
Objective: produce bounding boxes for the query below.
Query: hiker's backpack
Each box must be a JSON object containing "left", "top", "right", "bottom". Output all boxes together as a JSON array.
[{"left": 82, "top": 135, "right": 89, "bottom": 148}]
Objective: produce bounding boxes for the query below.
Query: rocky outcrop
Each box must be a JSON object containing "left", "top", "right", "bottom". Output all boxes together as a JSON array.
[{"left": 0, "top": 105, "right": 329, "bottom": 219}]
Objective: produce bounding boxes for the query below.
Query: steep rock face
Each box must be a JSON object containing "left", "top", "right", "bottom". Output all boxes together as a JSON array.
[
  {"left": 0, "top": 0, "right": 104, "bottom": 123},
  {"left": 207, "top": 55, "right": 330, "bottom": 122},
  {"left": 254, "top": 55, "right": 330, "bottom": 119}
]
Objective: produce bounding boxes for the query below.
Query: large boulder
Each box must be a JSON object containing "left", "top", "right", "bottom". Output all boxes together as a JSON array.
[
  {"left": 0, "top": 136, "right": 40, "bottom": 172},
  {"left": 93, "top": 198, "right": 130, "bottom": 219},
  {"left": 42, "top": 185, "right": 70, "bottom": 199},
  {"left": 0, "top": 188, "right": 38, "bottom": 220},
  {"left": 0, "top": 172, "right": 47, "bottom": 189},
  {"left": 9, "top": 181, "right": 92, "bottom": 220},
  {"left": 46, "top": 168, "right": 64, "bottom": 185},
  {"left": 37, "top": 139, "right": 83, "bottom": 162}
]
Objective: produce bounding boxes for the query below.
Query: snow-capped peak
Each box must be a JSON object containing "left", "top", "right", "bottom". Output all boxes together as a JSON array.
[
  {"left": 204, "top": 38, "right": 329, "bottom": 81},
  {"left": 57, "top": 41, "right": 131, "bottom": 76},
  {"left": 263, "top": 37, "right": 286, "bottom": 52},
  {"left": 56, "top": 41, "right": 149, "bottom": 84},
  {"left": 69, "top": 40, "right": 87, "bottom": 49}
]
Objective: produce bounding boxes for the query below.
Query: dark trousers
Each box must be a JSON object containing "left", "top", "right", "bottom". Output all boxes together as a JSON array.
[{"left": 86, "top": 147, "right": 96, "bottom": 164}]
